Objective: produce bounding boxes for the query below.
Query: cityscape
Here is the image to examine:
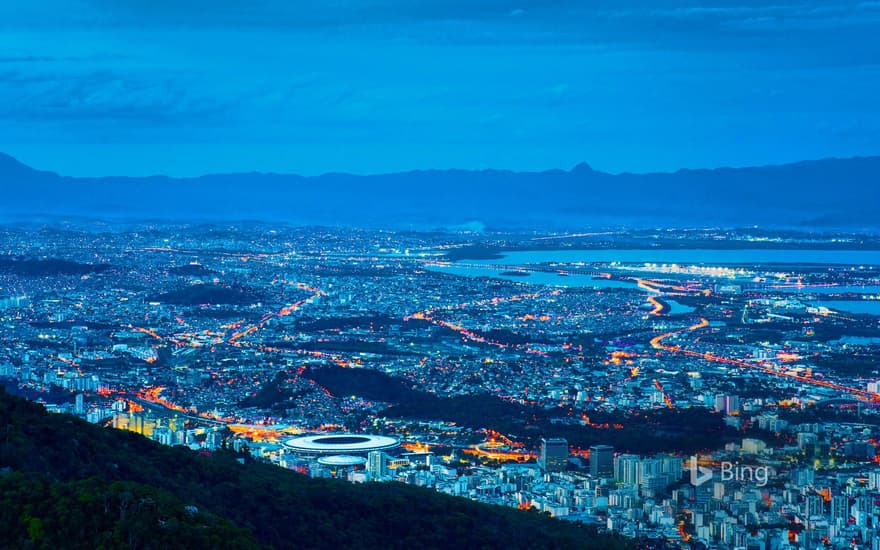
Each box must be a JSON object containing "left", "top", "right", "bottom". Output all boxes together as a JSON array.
[
  {"left": 2, "top": 0, "right": 880, "bottom": 548},
  {"left": 3, "top": 224, "right": 880, "bottom": 548}
]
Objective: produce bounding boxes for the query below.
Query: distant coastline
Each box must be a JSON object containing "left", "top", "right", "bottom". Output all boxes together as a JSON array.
[{"left": 444, "top": 240, "right": 880, "bottom": 262}]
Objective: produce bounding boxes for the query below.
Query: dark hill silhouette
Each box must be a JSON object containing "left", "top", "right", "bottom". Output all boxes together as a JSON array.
[
  {"left": 1, "top": 152, "right": 878, "bottom": 229},
  {"left": 0, "top": 388, "right": 631, "bottom": 549}
]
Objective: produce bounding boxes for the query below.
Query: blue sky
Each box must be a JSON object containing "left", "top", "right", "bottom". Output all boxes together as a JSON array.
[{"left": 1, "top": 0, "right": 878, "bottom": 176}]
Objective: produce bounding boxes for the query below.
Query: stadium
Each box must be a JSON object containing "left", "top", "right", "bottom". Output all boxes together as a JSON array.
[
  {"left": 283, "top": 434, "right": 400, "bottom": 457},
  {"left": 316, "top": 455, "right": 367, "bottom": 468}
]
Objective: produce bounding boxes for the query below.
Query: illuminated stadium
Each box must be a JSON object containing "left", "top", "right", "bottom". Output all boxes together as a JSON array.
[
  {"left": 283, "top": 434, "right": 400, "bottom": 457},
  {"left": 316, "top": 455, "right": 367, "bottom": 468}
]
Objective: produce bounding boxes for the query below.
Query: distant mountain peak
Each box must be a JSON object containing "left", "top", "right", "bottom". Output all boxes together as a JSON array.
[
  {"left": 570, "top": 161, "right": 596, "bottom": 174},
  {"left": 0, "top": 152, "right": 56, "bottom": 179},
  {"left": 0, "top": 151, "right": 28, "bottom": 168}
]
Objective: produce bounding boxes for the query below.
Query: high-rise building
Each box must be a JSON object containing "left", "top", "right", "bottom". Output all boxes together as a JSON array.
[
  {"left": 614, "top": 454, "right": 640, "bottom": 486},
  {"left": 869, "top": 471, "right": 880, "bottom": 491},
  {"left": 154, "top": 426, "right": 173, "bottom": 446},
  {"left": 74, "top": 393, "right": 84, "bottom": 415},
  {"left": 590, "top": 445, "right": 614, "bottom": 478},
  {"left": 368, "top": 451, "right": 388, "bottom": 480},
  {"left": 538, "top": 438, "right": 569, "bottom": 472},
  {"left": 797, "top": 432, "right": 819, "bottom": 451},
  {"left": 831, "top": 495, "right": 850, "bottom": 524},
  {"left": 206, "top": 429, "right": 223, "bottom": 450},
  {"left": 714, "top": 394, "right": 741, "bottom": 415},
  {"left": 803, "top": 495, "right": 824, "bottom": 520}
]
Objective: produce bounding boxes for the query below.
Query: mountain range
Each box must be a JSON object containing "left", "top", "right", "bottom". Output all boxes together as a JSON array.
[{"left": 1, "top": 152, "right": 878, "bottom": 230}]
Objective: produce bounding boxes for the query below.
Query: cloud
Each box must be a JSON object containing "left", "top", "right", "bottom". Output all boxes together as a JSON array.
[
  {"left": 0, "top": 55, "right": 122, "bottom": 64},
  {"left": 0, "top": 56, "right": 61, "bottom": 63},
  {"left": 0, "top": 69, "right": 231, "bottom": 126},
  {"left": 1, "top": 1, "right": 875, "bottom": 52},
  {"left": 1, "top": 0, "right": 878, "bottom": 176},
  {"left": 651, "top": 5, "right": 788, "bottom": 18}
]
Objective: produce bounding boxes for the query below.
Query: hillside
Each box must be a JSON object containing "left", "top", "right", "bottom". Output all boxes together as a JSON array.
[
  {"left": 0, "top": 388, "right": 631, "bottom": 549},
  {"left": 1, "top": 152, "right": 878, "bottom": 229},
  {"left": 304, "top": 365, "right": 741, "bottom": 455}
]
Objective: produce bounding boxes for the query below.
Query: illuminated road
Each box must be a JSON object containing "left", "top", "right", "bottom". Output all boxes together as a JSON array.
[
  {"left": 646, "top": 295, "right": 665, "bottom": 315},
  {"left": 653, "top": 379, "right": 675, "bottom": 408},
  {"left": 129, "top": 387, "right": 230, "bottom": 425},
  {"left": 404, "top": 291, "right": 560, "bottom": 356},
  {"left": 228, "top": 282, "right": 324, "bottom": 345},
  {"left": 650, "top": 318, "right": 878, "bottom": 403}
]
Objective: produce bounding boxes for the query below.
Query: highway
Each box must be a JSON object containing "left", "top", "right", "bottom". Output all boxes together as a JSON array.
[{"left": 650, "top": 318, "right": 878, "bottom": 403}]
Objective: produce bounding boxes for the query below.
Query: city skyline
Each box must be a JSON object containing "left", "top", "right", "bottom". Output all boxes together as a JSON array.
[
  {"left": 2, "top": 2, "right": 880, "bottom": 548},
  {"left": 4, "top": 224, "right": 880, "bottom": 549}
]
